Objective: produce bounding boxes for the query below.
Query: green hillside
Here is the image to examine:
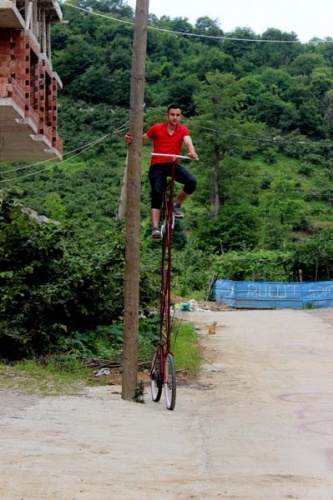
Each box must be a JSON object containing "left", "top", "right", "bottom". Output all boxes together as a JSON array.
[{"left": 2, "top": 0, "right": 333, "bottom": 358}]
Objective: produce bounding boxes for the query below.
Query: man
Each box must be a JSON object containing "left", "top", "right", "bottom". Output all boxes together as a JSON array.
[{"left": 125, "top": 103, "right": 198, "bottom": 240}]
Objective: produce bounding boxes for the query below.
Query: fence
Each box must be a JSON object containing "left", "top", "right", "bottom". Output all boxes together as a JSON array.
[{"left": 213, "top": 279, "right": 333, "bottom": 309}]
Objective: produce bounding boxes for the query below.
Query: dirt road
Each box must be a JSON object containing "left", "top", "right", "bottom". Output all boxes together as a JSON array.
[{"left": 1, "top": 309, "right": 333, "bottom": 499}]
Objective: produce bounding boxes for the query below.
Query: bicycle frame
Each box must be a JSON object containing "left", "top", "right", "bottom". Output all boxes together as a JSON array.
[
  {"left": 150, "top": 158, "right": 177, "bottom": 410},
  {"left": 160, "top": 161, "right": 175, "bottom": 356},
  {"left": 150, "top": 153, "right": 196, "bottom": 410}
]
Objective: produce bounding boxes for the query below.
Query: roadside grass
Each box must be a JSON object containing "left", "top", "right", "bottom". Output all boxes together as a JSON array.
[
  {"left": 0, "top": 359, "right": 93, "bottom": 396},
  {"left": 138, "top": 317, "right": 202, "bottom": 376},
  {"left": 0, "top": 321, "right": 202, "bottom": 396},
  {"left": 171, "top": 321, "right": 202, "bottom": 375}
]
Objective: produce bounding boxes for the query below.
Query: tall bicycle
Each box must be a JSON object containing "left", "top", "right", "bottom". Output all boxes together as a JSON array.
[{"left": 150, "top": 153, "right": 195, "bottom": 410}]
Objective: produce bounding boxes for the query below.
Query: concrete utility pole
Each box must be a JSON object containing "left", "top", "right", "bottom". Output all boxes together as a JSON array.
[{"left": 122, "top": 0, "right": 149, "bottom": 401}]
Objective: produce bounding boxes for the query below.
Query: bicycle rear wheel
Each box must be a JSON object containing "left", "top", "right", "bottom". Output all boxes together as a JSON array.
[
  {"left": 151, "top": 349, "right": 163, "bottom": 402},
  {"left": 164, "top": 353, "right": 176, "bottom": 410}
]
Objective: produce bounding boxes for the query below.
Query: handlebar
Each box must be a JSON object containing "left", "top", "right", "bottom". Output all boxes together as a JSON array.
[{"left": 151, "top": 153, "right": 199, "bottom": 160}]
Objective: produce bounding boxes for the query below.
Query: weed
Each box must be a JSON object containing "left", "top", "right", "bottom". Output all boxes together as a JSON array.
[
  {"left": 304, "top": 302, "right": 317, "bottom": 309},
  {"left": 133, "top": 380, "right": 145, "bottom": 404},
  {"left": 171, "top": 321, "right": 202, "bottom": 375}
]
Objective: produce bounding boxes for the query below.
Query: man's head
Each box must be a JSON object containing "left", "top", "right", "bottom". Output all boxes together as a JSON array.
[
  {"left": 167, "top": 103, "right": 182, "bottom": 114},
  {"left": 166, "top": 103, "right": 182, "bottom": 127}
]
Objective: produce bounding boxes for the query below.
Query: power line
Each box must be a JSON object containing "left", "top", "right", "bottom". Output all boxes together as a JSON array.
[
  {"left": 0, "top": 123, "right": 128, "bottom": 183},
  {"left": 149, "top": 106, "right": 311, "bottom": 145},
  {"left": 61, "top": 2, "right": 328, "bottom": 44},
  {"left": 188, "top": 123, "right": 310, "bottom": 145},
  {"left": 0, "top": 135, "right": 108, "bottom": 175}
]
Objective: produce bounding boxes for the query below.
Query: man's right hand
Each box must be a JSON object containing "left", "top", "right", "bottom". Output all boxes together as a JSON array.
[{"left": 124, "top": 133, "right": 133, "bottom": 144}]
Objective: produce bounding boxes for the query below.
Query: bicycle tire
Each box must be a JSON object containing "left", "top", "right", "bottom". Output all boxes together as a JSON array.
[
  {"left": 151, "top": 349, "right": 163, "bottom": 402},
  {"left": 164, "top": 353, "right": 176, "bottom": 410}
]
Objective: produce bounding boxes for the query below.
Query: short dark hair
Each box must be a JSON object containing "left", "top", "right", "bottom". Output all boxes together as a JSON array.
[{"left": 167, "top": 103, "right": 182, "bottom": 113}]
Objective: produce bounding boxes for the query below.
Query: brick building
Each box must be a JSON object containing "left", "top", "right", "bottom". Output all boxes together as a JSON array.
[{"left": 0, "top": 0, "right": 63, "bottom": 161}]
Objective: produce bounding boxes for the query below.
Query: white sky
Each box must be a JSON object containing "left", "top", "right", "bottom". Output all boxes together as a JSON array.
[{"left": 126, "top": 0, "right": 333, "bottom": 43}]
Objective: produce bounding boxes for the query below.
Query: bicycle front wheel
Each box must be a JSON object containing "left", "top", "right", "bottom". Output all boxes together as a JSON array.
[
  {"left": 151, "top": 349, "right": 162, "bottom": 402},
  {"left": 164, "top": 353, "right": 176, "bottom": 410}
]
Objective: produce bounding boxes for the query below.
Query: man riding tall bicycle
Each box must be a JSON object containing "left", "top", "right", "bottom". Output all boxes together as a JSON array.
[{"left": 124, "top": 103, "right": 199, "bottom": 239}]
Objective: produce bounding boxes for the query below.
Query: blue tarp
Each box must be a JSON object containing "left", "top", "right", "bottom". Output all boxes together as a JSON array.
[{"left": 213, "top": 279, "right": 333, "bottom": 309}]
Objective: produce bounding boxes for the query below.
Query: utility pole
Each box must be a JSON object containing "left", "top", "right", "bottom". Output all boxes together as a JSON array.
[{"left": 122, "top": 0, "right": 149, "bottom": 401}]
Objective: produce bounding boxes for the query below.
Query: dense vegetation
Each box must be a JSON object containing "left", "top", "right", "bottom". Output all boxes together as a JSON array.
[{"left": 2, "top": 0, "right": 333, "bottom": 358}]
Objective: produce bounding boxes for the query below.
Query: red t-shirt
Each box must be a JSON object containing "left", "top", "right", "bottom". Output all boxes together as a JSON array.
[{"left": 146, "top": 122, "right": 190, "bottom": 165}]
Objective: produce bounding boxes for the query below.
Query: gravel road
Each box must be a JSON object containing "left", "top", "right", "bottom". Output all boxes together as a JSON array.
[{"left": 1, "top": 308, "right": 333, "bottom": 499}]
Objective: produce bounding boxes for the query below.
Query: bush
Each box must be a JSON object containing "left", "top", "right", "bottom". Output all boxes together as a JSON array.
[
  {"left": 214, "top": 249, "right": 294, "bottom": 282},
  {"left": 0, "top": 194, "right": 153, "bottom": 359}
]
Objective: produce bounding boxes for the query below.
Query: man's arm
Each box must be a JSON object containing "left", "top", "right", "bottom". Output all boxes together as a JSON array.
[
  {"left": 124, "top": 133, "right": 151, "bottom": 145},
  {"left": 142, "top": 133, "right": 151, "bottom": 145},
  {"left": 183, "top": 135, "right": 199, "bottom": 159}
]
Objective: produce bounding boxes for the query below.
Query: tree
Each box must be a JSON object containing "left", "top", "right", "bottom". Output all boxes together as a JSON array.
[
  {"left": 259, "top": 176, "right": 310, "bottom": 249},
  {"left": 323, "top": 89, "right": 333, "bottom": 134},
  {"left": 221, "top": 27, "right": 258, "bottom": 66},
  {"left": 289, "top": 53, "right": 327, "bottom": 76},
  {"left": 194, "top": 46, "right": 235, "bottom": 80},
  {"left": 192, "top": 71, "right": 264, "bottom": 215},
  {"left": 195, "top": 17, "right": 224, "bottom": 47},
  {"left": 43, "top": 193, "right": 67, "bottom": 220},
  {"left": 257, "top": 28, "right": 302, "bottom": 68},
  {"left": 193, "top": 204, "right": 258, "bottom": 253}
]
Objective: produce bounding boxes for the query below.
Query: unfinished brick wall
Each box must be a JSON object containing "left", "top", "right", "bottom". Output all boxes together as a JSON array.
[{"left": 0, "top": 28, "right": 62, "bottom": 155}]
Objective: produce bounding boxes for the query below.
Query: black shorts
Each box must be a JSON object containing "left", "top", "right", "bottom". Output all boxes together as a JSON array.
[{"left": 149, "top": 162, "right": 197, "bottom": 210}]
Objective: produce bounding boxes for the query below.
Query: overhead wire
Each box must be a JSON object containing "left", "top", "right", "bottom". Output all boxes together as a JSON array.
[
  {"left": 186, "top": 123, "right": 310, "bottom": 145},
  {"left": 0, "top": 134, "right": 109, "bottom": 175},
  {"left": 149, "top": 106, "right": 311, "bottom": 146},
  {"left": 0, "top": 122, "right": 128, "bottom": 183},
  {"left": 55, "top": 5, "right": 329, "bottom": 146},
  {"left": 61, "top": 1, "right": 333, "bottom": 44},
  {"left": 0, "top": 137, "right": 108, "bottom": 183},
  {"left": 1, "top": 4, "right": 324, "bottom": 182}
]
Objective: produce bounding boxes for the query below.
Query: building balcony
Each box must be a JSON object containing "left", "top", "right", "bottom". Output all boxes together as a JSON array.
[
  {"left": 0, "top": 0, "right": 25, "bottom": 29},
  {"left": 0, "top": 2, "right": 63, "bottom": 163},
  {"left": 0, "top": 77, "right": 62, "bottom": 162},
  {"left": 0, "top": 0, "right": 62, "bottom": 29}
]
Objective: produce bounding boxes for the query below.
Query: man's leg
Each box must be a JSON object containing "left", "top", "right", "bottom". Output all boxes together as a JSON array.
[
  {"left": 151, "top": 208, "right": 160, "bottom": 229},
  {"left": 173, "top": 164, "right": 197, "bottom": 217},
  {"left": 149, "top": 165, "right": 166, "bottom": 239},
  {"left": 151, "top": 208, "right": 161, "bottom": 239},
  {"left": 175, "top": 191, "right": 190, "bottom": 205}
]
